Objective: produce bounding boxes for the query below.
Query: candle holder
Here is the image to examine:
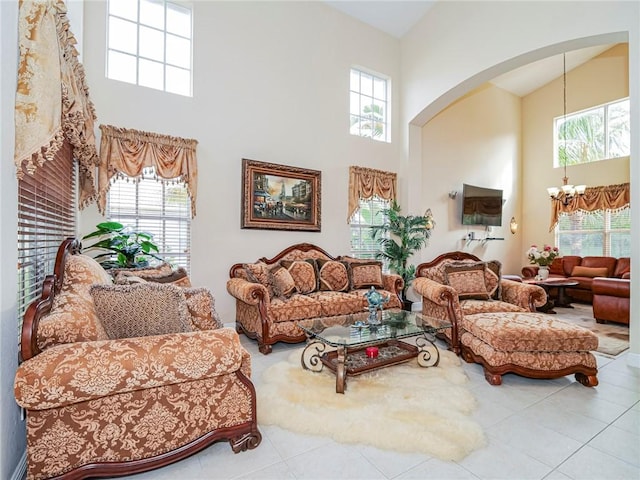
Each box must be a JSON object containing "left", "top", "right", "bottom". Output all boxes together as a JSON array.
[{"left": 365, "top": 346, "right": 379, "bottom": 358}]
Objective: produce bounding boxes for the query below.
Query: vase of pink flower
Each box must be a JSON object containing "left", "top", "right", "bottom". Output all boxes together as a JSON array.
[{"left": 526, "top": 244, "right": 560, "bottom": 280}]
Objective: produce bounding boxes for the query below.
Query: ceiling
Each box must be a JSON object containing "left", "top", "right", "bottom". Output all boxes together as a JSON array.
[{"left": 323, "top": 1, "right": 617, "bottom": 97}]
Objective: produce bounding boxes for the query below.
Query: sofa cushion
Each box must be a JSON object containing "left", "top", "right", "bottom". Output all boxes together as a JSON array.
[
  {"left": 485, "top": 260, "right": 502, "bottom": 300},
  {"left": 243, "top": 262, "right": 275, "bottom": 297},
  {"left": 109, "top": 262, "right": 174, "bottom": 279},
  {"left": 549, "top": 257, "right": 564, "bottom": 276},
  {"left": 462, "top": 312, "right": 598, "bottom": 352},
  {"left": 444, "top": 263, "right": 490, "bottom": 300},
  {"left": 347, "top": 261, "right": 384, "bottom": 289},
  {"left": 317, "top": 259, "right": 349, "bottom": 292},
  {"left": 115, "top": 267, "right": 192, "bottom": 287},
  {"left": 269, "top": 294, "right": 322, "bottom": 322},
  {"left": 281, "top": 259, "right": 318, "bottom": 294},
  {"left": 570, "top": 266, "right": 609, "bottom": 278},
  {"left": 90, "top": 283, "right": 192, "bottom": 339},
  {"left": 308, "top": 291, "right": 366, "bottom": 316},
  {"left": 561, "top": 256, "right": 582, "bottom": 277},
  {"left": 269, "top": 265, "right": 297, "bottom": 298},
  {"left": 613, "top": 257, "right": 630, "bottom": 278},
  {"left": 460, "top": 299, "right": 527, "bottom": 316},
  {"left": 581, "top": 256, "right": 616, "bottom": 277},
  {"left": 183, "top": 287, "right": 224, "bottom": 330},
  {"left": 351, "top": 288, "right": 402, "bottom": 309}
]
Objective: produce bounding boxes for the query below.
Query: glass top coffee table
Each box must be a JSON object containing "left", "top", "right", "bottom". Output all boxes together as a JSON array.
[{"left": 297, "top": 309, "right": 452, "bottom": 393}]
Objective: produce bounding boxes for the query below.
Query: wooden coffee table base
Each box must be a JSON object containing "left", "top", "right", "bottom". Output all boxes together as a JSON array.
[{"left": 301, "top": 338, "right": 440, "bottom": 393}]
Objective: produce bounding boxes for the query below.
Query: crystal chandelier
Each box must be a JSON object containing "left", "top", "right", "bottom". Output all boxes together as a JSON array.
[{"left": 547, "top": 53, "right": 586, "bottom": 206}]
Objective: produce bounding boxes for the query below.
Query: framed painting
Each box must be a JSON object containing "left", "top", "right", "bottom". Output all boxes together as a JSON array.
[{"left": 241, "top": 158, "right": 321, "bottom": 231}]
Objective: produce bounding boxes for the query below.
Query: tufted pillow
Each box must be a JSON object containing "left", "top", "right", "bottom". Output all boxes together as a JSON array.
[
  {"left": 183, "top": 287, "right": 223, "bottom": 330},
  {"left": 90, "top": 283, "right": 192, "bottom": 339},
  {"left": 444, "top": 263, "right": 490, "bottom": 300},
  {"left": 269, "top": 265, "right": 297, "bottom": 298},
  {"left": 281, "top": 259, "right": 318, "bottom": 294},
  {"left": 571, "top": 266, "right": 609, "bottom": 278},
  {"left": 347, "top": 261, "right": 384, "bottom": 290},
  {"left": 317, "top": 259, "right": 349, "bottom": 292}
]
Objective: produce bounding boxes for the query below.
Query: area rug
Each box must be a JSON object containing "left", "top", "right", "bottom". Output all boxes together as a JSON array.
[
  {"left": 257, "top": 348, "right": 486, "bottom": 461},
  {"left": 553, "top": 304, "right": 629, "bottom": 357}
]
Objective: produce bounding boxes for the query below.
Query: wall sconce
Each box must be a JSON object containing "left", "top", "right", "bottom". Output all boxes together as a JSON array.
[
  {"left": 509, "top": 217, "right": 518, "bottom": 235},
  {"left": 448, "top": 191, "right": 457, "bottom": 199}
]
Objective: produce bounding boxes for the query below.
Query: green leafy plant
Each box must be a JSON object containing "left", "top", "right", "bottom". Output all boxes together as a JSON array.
[
  {"left": 370, "top": 201, "right": 435, "bottom": 302},
  {"left": 82, "top": 222, "right": 161, "bottom": 269}
]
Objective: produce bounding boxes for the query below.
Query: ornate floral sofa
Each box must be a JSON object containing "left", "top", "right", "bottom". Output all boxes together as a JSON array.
[
  {"left": 14, "top": 238, "right": 261, "bottom": 480},
  {"left": 413, "top": 252, "right": 598, "bottom": 387},
  {"left": 227, "top": 243, "right": 403, "bottom": 354}
]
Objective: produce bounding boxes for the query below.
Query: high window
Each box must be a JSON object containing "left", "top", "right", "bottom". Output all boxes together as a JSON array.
[
  {"left": 17, "top": 142, "right": 76, "bottom": 322},
  {"left": 556, "top": 207, "right": 631, "bottom": 257},
  {"left": 350, "top": 68, "right": 389, "bottom": 142},
  {"left": 107, "top": 0, "right": 192, "bottom": 96},
  {"left": 107, "top": 167, "right": 191, "bottom": 269},
  {"left": 554, "top": 98, "right": 630, "bottom": 166}
]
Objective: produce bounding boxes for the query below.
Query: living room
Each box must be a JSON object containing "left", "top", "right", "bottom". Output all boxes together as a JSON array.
[{"left": 1, "top": 1, "right": 638, "bottom": 479}]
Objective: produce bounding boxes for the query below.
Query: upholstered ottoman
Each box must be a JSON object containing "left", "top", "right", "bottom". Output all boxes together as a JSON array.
[{"left": 460, "top": 311, "right": 599, "bottom": 387}]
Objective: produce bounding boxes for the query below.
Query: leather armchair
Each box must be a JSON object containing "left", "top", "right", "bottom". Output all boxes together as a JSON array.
[{"left": 592, "top": 277, "right": 630, "bottom": 325}]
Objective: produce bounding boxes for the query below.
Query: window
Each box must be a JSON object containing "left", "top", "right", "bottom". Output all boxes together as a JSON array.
[
  {"left": 350, "top": 68, "right": 389, "bottom": 142},
  {"left": 107, "top": 0, "right": 192, "bottom": 96},
  {"left": 17, "top": 142, "right": 77, "bottom": 323},
  {"left": 556, "top": 207, "right": 631, "bottom": 257},
  {"left": 554, "top": 98, "right": 630, "bottom": 166},
  {"left": 107, "top": 167, "right": 191, "bottom": 269},
  {"left": 350, "top": 197, "right": 389, "bottom": 262}
]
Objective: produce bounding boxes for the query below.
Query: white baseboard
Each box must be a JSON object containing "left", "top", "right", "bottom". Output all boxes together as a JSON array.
[
  {"left": 626, "top": 351, "right": 640, "bottom": 368},
  {"left": 11, "top": 450, "right": 26, "bottom": 480}
]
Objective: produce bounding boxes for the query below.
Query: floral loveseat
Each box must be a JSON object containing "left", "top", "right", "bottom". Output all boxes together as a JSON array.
[
  {"left": 227, "top": 243, "right": 403, "bottom": 354},
  {"left": 15, "top": 238, "right": 261, "bottom": 480}
]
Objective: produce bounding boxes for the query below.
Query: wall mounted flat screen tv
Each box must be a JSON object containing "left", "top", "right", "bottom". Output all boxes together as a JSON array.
[{"left": 461, "top": 184, "right": 503, "bottom": 226}]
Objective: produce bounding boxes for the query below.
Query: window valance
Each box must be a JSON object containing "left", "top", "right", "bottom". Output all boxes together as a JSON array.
[
  {"left": 348, "top": 166, "right": 397, "bottom": 222},
  {"left": 97, "top": 125, "right": 198, "bottom": 218},
  {"left": 14, "top": 0, "right": 99, "bottom": 209},
  {"left": 549, "top": 183, "right": 630, "bottom": 231}
]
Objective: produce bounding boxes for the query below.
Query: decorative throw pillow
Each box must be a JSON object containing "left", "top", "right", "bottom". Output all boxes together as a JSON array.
[
  {"left": 347, "top": 261, "right": 384, "bottom": 290},
  {"left": 571, "top": 266, "right": 609, "bottom": 278},
  {"left": 90, "top": 283, "right": 192, "bottom": 339},
  {"left": 317, "top": 259, "right": 349, "bottom": 292},
  {"left": 183, "top": 288, "right": 223, "bottom": 330},
  {"left": 114, "top": 267, "right": 192, "bottom": 287},
  {"left": 269, "top": 265, "right": 297, "bottom": 298},
  {"left": 243, "top": 262, "right": 275, "bottom": 296},
  {"left": 444, "top": 263, "right": 490, "bottom": 300},
  {"left": 281, "top": 259, "right": 318, "bottom": 294},
  {"left": 108, "top": 262, "right": 173, "bottom": 279}
]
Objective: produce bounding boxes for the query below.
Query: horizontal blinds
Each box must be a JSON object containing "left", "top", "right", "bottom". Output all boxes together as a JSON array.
[
  {"left": 107, "top": 169, "right": 191, "bottom": 270},
  {"left": 17, "top": 141, "right": 77, "bottom": 328}
]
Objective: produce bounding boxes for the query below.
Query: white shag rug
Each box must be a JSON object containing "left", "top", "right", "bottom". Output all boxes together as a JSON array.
[{"left": 257, "top": 347, "right": 486, "bottom": 461}]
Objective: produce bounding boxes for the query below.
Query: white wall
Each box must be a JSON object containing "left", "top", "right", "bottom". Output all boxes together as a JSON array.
[
  {"left": 0, "top": 1, "right": 24, "bottom": 478},
  {"left": 401, "top": 0, "right": 639, "bottom": 360},
  {"left": 80, "top": 1, "right": 403, "bottom": 320},
  {"left": 420, "top": 84, "right": 522, "bottom": 275}
]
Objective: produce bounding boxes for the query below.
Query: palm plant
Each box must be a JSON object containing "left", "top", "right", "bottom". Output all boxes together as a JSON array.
[
  {"left": 370, "top": 201, "right": 435, "bottom": 304},
  {"left": 82, "top": 221, "right": 161, "bottom": 269}
]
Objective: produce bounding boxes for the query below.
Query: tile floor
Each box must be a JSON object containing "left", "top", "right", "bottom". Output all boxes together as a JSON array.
[{"left": 123, "top": 323, "right": 640, "bottom": 480}]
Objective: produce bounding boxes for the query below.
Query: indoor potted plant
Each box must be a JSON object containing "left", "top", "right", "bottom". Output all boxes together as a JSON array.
[
  {"left": 526, "top": 244, "right": 560, "bottom": 280},
  {"left": 82, "top": 221, "right": 162, "bottom": 269},
  {"left": 370, "top": 201, "right": 435, "bottom": 310}
]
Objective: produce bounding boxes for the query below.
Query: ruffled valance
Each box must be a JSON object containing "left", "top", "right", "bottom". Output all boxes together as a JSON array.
[
  {"left": 14, "top": 0, "right": 99, "bottom": 209},
  {"left": 98, "top": 125, "right": 198, "bottom": 218},
  {"left": 348, "top": 166, "right": 397, "bottom": 222},
  {"left": 549, "top": 182, "right": 630, "bottom": 231}
]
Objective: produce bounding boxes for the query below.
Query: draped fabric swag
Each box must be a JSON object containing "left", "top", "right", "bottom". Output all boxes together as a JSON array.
[
  {"left": 549, "top": 183, "right": 630, "bottom": 231},
  {"left": 98, "top": 125, "right": 199, "bottom": 218},
  {"left": 348, "top": 166, "right": 397, "bottom": 222},
  {"left": 14, "top": 0, "right": 99, "bottom": 209}
]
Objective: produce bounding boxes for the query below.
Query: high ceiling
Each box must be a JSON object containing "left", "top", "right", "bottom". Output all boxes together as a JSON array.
[{"left": 323, "top": 1, "right": 617, "bottom": 97}]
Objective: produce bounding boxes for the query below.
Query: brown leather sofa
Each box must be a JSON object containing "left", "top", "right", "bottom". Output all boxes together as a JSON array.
[
  {"left": 592, "top": 277, "right": 630, "bottom": 325},
  {"left": 522, "top": 256, "right": 630, "bottom": 303}
]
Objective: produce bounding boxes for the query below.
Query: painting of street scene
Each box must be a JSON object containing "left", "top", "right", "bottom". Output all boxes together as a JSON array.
[{"left": 242, "top": 159, "right": 321, "bottom": 231}]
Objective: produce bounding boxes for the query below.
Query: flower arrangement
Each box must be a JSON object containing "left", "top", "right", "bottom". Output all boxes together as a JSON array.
[{"left": 526, "top": 244, "right": 560, "bottom": 267}]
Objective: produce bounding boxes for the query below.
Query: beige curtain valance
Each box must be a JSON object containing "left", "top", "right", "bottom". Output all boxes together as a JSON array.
[
  {"left": 98, "top": 125, "right": 198, "bottom": 218},
  {"left": 348, "top": 166, "right": 397, "bottom": 222},
  {"left": 14, "top": 0, "right": 99, "bottom": 209},
  {"left": 549, "top": 182, "right": 630, "bottom": 231}
]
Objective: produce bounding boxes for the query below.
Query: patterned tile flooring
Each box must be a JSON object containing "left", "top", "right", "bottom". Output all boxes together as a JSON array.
[{"left": 120, "top": 322, "right": 640, "bottom": 480}]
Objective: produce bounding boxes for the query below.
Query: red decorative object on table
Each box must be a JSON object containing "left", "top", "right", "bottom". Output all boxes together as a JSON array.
[{"left": 366, "top": 346, "right": 379, "bottom": 358}]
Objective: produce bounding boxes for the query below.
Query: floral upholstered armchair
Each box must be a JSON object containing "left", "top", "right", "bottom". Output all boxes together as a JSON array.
[
  {"left": 14, "top": 239, "right": 261, "bottom": 480},
  {"left": 413, "top": 251, "right": 547, "bottom": 354}
]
